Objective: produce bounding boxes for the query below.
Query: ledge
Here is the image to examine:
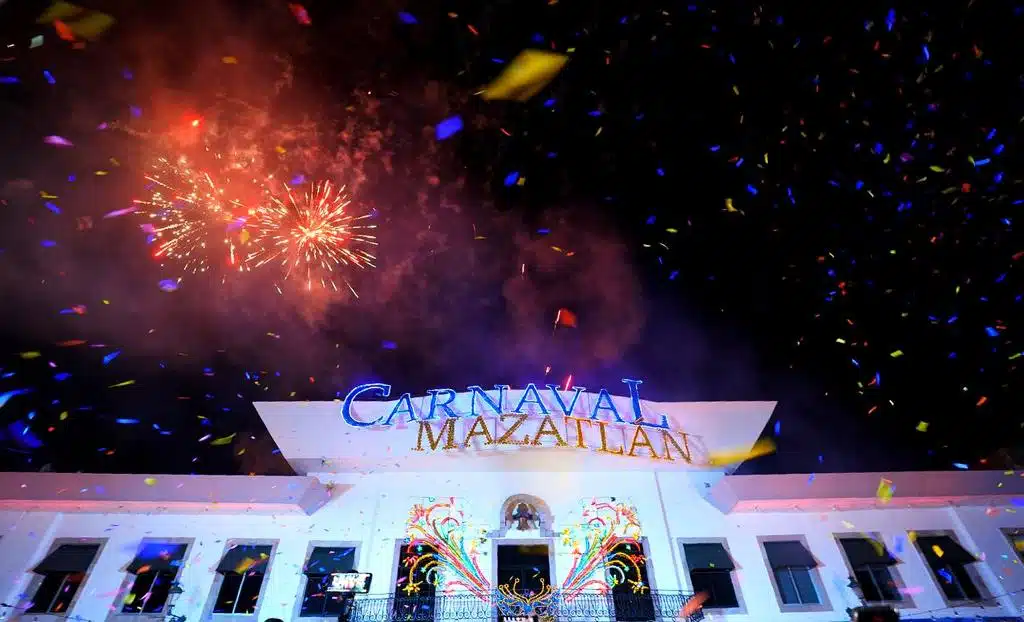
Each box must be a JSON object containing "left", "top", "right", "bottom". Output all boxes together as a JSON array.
[
  {"left": 0, "top": 472, "right": 333, "bottom": 515},
  {"left": 708, "top": 470, "right": 1024, "bottom": 513}
]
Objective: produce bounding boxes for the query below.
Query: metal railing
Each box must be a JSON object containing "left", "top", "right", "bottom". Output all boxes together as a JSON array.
[{"left": 350, "top": 590, "right": 705, "bottom": 622}]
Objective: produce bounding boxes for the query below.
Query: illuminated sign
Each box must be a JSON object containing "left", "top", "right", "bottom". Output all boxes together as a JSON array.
[
  {"left": 327, "top": 572, "right": 372, "bottom": 594},
  {"left": 339, "top": 379, "right": 692, "bottom": 463}
]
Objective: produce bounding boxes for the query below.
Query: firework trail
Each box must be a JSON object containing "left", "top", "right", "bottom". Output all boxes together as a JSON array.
[{"left": 248, "top": 180, "right": 377, "bottom": 295}]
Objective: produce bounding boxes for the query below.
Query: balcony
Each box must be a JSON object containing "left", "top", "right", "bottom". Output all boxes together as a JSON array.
[{"left": 348, "top": 590, "right": 705, "bottom": 622}]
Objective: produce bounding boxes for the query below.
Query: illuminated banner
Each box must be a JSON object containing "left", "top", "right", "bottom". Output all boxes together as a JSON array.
[
  {"left": 339, "top": 379, "right": 692, "bottom": 463},
  {"left": 327, "top": 572, "right": 372, "bottom": 594}
]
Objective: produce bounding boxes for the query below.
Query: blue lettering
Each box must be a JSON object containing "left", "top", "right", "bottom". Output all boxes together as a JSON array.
[
  {"left": 589, "top": 388, "right": 624, "bottom": 423},
  {"left": 341, "top": 383, "right": 389, "bottom": 427},
  {"left": 546, "top": 385, "right": 587, "bottom": 416},
  {"left": 622, "top": 378, "right": 669, "bottom": 429},
  {"left": 468, "top": 384, "right": 509, "bottom": 417},
  {"left": 426, "top": 388, "right": 460, "bottom": 419},
  {"left": 513, "top": 383, "right": 549, "bottom": 415},
  {"left": 382, "top": 392, "right": 416, "bottom": 425}
]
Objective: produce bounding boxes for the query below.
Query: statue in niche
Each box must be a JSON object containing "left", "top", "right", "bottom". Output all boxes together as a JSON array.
[{"left": 507, "top": 501, "right": 541, "bottom": 532}]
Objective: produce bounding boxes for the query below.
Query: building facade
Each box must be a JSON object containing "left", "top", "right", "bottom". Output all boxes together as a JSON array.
[{"left": 0, "top": 385, "right": 1022, "bottom": 622}]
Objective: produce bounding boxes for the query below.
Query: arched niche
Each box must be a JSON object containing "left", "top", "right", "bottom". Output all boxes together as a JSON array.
[{"left": 492, "top": 494, "right": 555, "bottom": 538}]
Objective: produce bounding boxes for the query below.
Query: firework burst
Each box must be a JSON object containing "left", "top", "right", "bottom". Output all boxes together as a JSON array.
[
  {"left": 136, "top": 157, "right": 259, "bottom": 279},
  {"left": 248, "top": 180, "right": 377, "bottom": 295}
]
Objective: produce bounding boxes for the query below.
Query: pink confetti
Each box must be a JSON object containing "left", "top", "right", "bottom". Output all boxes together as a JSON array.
[
  {"left": 104, "top": 206, "right": 138, "bottom": 219},
  {"left": 43, "top": 135, "right": 73, "bottom": 147}
]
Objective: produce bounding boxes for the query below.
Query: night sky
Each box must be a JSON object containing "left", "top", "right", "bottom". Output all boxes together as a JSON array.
[{"left": 0, "top": 0, "right": 1021, "bottom": 477}]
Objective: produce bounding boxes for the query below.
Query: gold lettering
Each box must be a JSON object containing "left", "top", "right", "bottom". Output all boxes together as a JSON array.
[
  {"left": 627, "top": 425, "right": 660, "bottom": 459},
  {"left": 565, "top": 417, "right": 591, "bottom": 448},
  {"left": 463, "top": 415, "right": 495, "bottom": 447},
  {"left": 414, "top": 418, "right": 458, "bottom": 451},
  {"left": 594, "top": 419, "right": 624, "bottom": 455},
  {"left": 495, "top": 414, "right": 529, "bottom": 445},
  {"left": 532, "top": 415, "right": 568, "bottom": 446},
  {"left": 660, "top": 430, "right": 692, "bottom": 463}
]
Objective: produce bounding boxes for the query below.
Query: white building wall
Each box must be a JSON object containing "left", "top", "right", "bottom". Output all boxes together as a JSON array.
[{"left": 1, "top": 472, "right": 1023, "bottom": 621}]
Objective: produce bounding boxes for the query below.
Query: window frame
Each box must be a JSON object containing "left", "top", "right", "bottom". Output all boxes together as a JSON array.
[
  {"left": 105, "top": 537, "right": 193, "bottom": 622},
  {"left": 911, "top": 530, "right": 994, "bottom": 608},
  {"left": 25, "top": 538, "right": 107, "bottom": 620},
  {"left": 756, "top": 535, "right": 832, "bottom": 614},
  {"left": 677, "top": 537, "right": 745, "bottom": 614},
  {"left": 201, "top": 539, "right": 278, "bottom": 621},
  {"left": 290, "top": 540, "right": 361, "bottom": 621},
  {"left": 832, "top": 532, "right": 915, "bottom": 609},
  {"left": 1001, "top": 528, "right": 1024, "bottom": 563}
]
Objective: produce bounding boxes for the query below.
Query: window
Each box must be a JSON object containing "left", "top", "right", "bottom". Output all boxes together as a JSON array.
[
  {"left": 763, "top": 540, "right": 821, "bottom": 606},
  {"left": 916, "top": 535, "right": 982, "bottom": 602},
  {"left": 28, "top": 543, "right": 100, "bottom": 614},
  {"left": 300, "top": 546, "right": 355, "bottom": 617},
  {"left": 1003, "top": 529, "right": 1024, "bottom": 562},
  {"left": 121, "top": 542, "right": 188, "bottom": 614},
  {"left": 213, "top": 544, "right": 272, "bottom": 615},
  {"left": 393, "top": 541, "right": 437, "bottom": 621},
  {"left": 838, "top": 538, "right": 902, "bottom": 603},
  {"left": 682, "top": 542, "right": 739, "bottom": 609},
  {"left": 609, "top": 540, "right": 655, "bottom": 622}
]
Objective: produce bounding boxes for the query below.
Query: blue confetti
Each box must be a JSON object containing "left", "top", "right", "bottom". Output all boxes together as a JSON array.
[
  {"left": 116, "top": 419, "right": 139, "bottom": 425},
  {"left": 773, "top": 421, "right": 781, "bottom": 436},
  {"left": 504, "top": 172, "right": 520, "bottom": 187},
  {"left": 985, "top": 327, "right": 999, "bottom": 337},
  {"left": 397, "top": 11, "right": 418, "bottom": 24},
  {"left": 435, "top": 116, "right": 464, "bottom": 140},
  {"left": 103, "top": 351, "right": 121, "bottom": 366},
  {"left": 953, "top": 462, "right": 969, "bottom": 470},
  {"left": 43, "top": 70, "right": 56, "bottom": 84}
]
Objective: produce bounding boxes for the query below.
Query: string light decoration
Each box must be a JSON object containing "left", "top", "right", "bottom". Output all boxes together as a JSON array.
[
  {"left": 403, "top": 497, "right": 491, "bottom": 600},
  {"left": 558, "top": 498, "right": 645, "bottom": 601}
]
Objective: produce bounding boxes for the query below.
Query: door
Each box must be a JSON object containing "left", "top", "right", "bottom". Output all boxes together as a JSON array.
[{"left": 496, "top": 544, "right": 552, "bottom": 622}]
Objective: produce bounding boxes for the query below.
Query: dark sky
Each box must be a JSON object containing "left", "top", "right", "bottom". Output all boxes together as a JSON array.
[{"left": 0, "top": 0, "right": 1020, "bottom": 477}]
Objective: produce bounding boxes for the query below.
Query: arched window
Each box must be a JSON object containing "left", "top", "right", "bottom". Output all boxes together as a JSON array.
[{"left": 495, "top": 494, "right": 554, "bottom": 537}]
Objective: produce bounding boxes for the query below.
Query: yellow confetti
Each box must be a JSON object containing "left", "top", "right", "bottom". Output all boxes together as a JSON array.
[
  {"left": 890, "top": 350, "right": 904, "bottom": 358},
  {"left": 222, "top": 56, "right": 238, "bottom": 64},
  {"left": 876, "top": 477, "right": 894, "bottom": 504},
  {"left": 143, "top": 477, "right": 157, "bottom": 486},
  {"left": 724, "top": 198, "right": 738, "bottom": 212},
  {"left": 19, "top": 351, "right": 41, "bottom": 359},
  {"left": 108, "top": 380, "right": 135, "bottom": 388},
  {"left": 481, "top": 49, "right": 569, "bottom": 102},
  {"left": 40, "top": 192, "right": 58, "bottom": 199},
  {"left": 929, "top": 165, "right": 946, "bottom": 173},
  {"left": 59, "top": 411, "right": 68, "bottom": 421},
  {"left": 707, "top": 438, "right": 776, "bottom": 466},
  {"left": 916, "top": 421, "right": 929, "bottom": 432},
  {"left": 94, "top": 170, "right": 108, "bottom": 176},
  {"left": 932, "top": 544, "right": 944, "bottom": 558},
  {"left": 210, "top": 433, "right": 237, "bottom": 446}
]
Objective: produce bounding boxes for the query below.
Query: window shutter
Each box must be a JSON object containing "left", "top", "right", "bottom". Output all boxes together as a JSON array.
[
  {"left": 34, "top": 544, "right": 100, "bottom": 573},
  {"left": 217, "top": 544, "right": 272, "bottom": 573},
  {"left": 764, "top": 541, "right": 817, "bottom": 568}
]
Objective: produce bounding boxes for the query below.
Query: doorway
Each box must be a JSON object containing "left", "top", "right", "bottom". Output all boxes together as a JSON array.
[{"left": 495, "top": 543, "right": 553, "bottom": 622}]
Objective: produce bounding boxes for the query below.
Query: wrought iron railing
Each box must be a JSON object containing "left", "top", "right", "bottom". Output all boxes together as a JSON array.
[{"left": 350, "top": 590, "right": 705, "bottom": 622}]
